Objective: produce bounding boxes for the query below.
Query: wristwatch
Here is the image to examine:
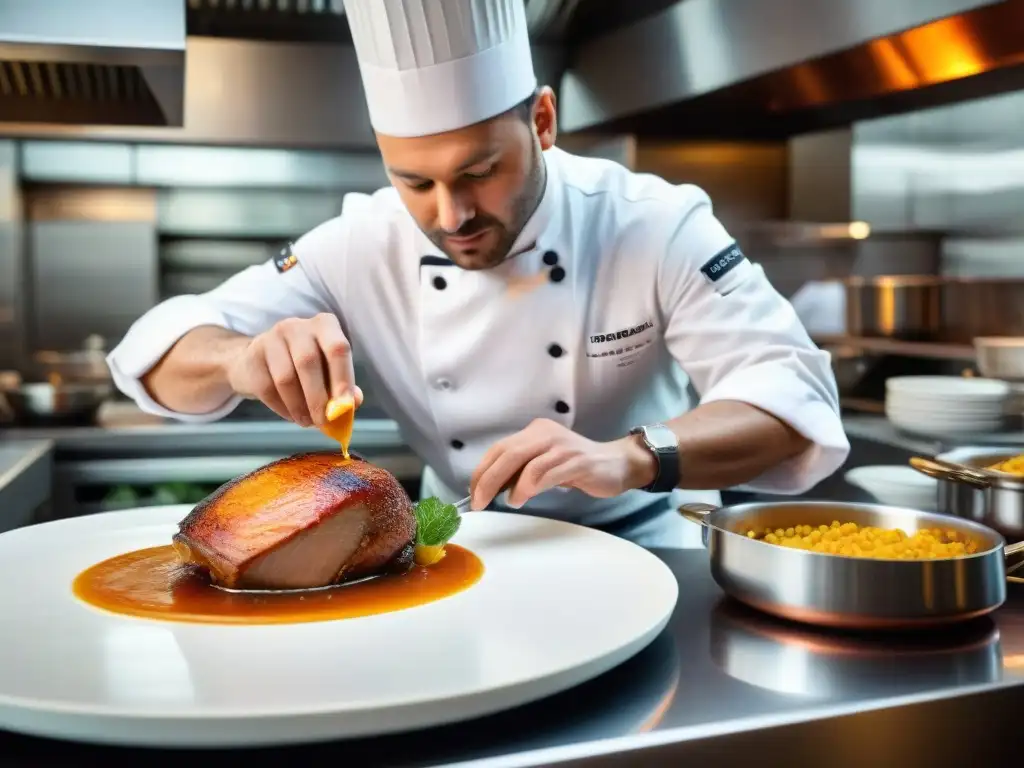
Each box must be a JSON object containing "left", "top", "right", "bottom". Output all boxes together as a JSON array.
[{"left": 629, "top": 424, "right": 680, "bottom": 493}]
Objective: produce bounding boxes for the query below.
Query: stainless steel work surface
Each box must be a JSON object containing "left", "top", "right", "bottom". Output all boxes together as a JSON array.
[
  {"left": 0, "top": 439, "right": 53, "bottom": 532},
  {"left": 1, "top": 549, "right": 1021, "bottom": 767}
]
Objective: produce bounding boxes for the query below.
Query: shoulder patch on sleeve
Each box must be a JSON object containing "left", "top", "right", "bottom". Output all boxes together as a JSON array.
[
  {"left": 273, "top": 243, "right": 298, "bottom": 274},
  {"left": 699, "top": 242, "right": 746, "bottom": 283}
]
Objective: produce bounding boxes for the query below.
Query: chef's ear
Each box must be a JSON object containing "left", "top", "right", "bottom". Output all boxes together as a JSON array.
[{"left": 532, "top": 86, "right": 557, "bottom": 150}]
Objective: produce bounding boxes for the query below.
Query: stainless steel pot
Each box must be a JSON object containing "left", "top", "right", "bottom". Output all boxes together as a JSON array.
[
  {"left": 679, "top": 500, "right": 1024, "bottom": 629},
  {"left": 843, "top": 276, "right": 943, "bottom": 340},
  {"left": 911, "top": 449, "right": 1024, "bottom": 541}
]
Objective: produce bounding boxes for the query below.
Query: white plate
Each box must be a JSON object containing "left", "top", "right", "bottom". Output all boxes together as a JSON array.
[
  {"left": 844, "top": 465, "right": 938, "bottom": 491},
  {"left": 887, "top": 417, "right": 1006, "bottom": 435},
  {"left": 885, "top": 376, "right": 1010, "bottom": 399},
  {"left": 0, "top": 506, "right": 678, "bottom": 748},
  {"left": 843, "top": 466, "right": 938, "bottom": 510},
  {"left": 885, "top": 395, "right": 1007, "bottom": 413}
]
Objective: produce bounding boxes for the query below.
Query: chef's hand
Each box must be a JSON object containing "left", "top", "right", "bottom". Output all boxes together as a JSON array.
[
  {"left": 469, "top": 419, "right": 658, "bottom": 510},
  {"left": 225, "top": 313, "right": 363, "bottom": 427}
]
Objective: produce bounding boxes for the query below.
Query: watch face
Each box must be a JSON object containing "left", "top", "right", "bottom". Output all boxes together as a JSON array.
[{"left": 644, "top": 425, "right": 677, "bottom": 452}]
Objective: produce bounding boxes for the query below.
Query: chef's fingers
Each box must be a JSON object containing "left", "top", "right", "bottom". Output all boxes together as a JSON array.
[
  {"left": 244, "top": 356, "right": 293, "bottom": 422},
  {"left": 282, "top": 327, "right": 330, "bottom": 426},
  {"left": 312, "top": 314, "right": 360, "bottom": 405},
  {"left": 471, "top": 441, "right": 549, "bottom": 510},
  {"left": 506, "top": 450, "right": 569, "bottom": 508},
  {"left": 262, "top": 333, "right": 311, "bottom": 426},
  {"left": 469, "top": 440, "right": 507, "bottom": 494}
]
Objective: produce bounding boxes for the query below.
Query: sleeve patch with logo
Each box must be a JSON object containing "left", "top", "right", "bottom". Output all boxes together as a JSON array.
[
  {"left": 699, "top": 243, "right": 746, "bottom": 284},
  {"left": 274, "top": 244, "right": 299, "bottom": 274}
]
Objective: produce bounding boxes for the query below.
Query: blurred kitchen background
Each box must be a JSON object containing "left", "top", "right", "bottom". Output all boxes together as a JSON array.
[{"left": 3, "top": 0, "right": 1024, "bottom": 526}]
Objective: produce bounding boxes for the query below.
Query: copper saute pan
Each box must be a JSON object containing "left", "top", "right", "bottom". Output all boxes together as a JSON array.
[{"left": 680, "top": 500, "right": 1024, "bottom": 630}]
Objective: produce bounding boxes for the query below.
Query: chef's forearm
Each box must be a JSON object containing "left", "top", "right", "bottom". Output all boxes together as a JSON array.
[
  {"left": 141, "top": 326, "right": 251, "bottom": 415},
  {"left": 651, "top": 400, "right": 810, "bottom": 491}
]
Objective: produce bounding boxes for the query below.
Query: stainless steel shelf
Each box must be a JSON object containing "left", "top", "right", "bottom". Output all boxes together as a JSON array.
[{"left": 815, "top": 336, "right": 976, "bottom": 361}]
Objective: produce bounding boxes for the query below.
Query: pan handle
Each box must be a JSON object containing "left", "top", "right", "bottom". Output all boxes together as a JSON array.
[
  {"left": 678, "top": 502, "right": 720, "bottom": 526},
  {"left": 909, "top": 456, "right": 993, "bottom": 489},
  {"left": 1007, "top": 540, "right": 1024, "bottom": 584}
]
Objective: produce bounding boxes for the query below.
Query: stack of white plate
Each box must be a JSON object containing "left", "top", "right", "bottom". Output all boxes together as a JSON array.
[
  {"left": 885, "top": 376, "right": 1010, "bottom": 435},
  {"left": 844, "top": 465, "right": 938, "bottom": 511}
]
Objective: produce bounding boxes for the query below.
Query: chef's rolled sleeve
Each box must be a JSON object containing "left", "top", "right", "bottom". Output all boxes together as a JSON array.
[
  {"left": 107, "top": 295, "right": 244, "bottom": 422},
  {"left": 658, "top": 196, "right": 850, "bottom": 494},
  {"left": 107, "top": 217, "right": 346, "bottom": 422}
]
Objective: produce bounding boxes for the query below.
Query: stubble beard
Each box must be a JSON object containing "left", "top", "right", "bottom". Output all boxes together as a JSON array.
[{"left": 431, "top": 140, "right": 546, "bottom": 271}]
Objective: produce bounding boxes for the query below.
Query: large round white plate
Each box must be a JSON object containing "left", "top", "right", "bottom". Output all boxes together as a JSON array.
[{"left": 0, "top": 506, "right": 678, "bottom": 748}]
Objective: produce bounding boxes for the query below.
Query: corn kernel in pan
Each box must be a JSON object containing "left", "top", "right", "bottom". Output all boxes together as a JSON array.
[{"left": 743, "top": 520, "right": 981, "bottom": 559}]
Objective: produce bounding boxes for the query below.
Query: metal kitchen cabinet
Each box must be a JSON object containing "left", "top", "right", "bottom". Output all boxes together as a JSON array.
[
  {"left": 29, "top": 219, "right": 158, "bottom": 351},
  {"left": 26, "top": 186, "right": 159, "bottom": 352}
]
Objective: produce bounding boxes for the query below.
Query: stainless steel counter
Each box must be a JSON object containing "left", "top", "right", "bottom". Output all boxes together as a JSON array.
[
  {"left": 0, "top": 439, "right": 53, "bottom": 533},
  {"left": 1, "top": 549, "right": 1021, "bottom": 767}
]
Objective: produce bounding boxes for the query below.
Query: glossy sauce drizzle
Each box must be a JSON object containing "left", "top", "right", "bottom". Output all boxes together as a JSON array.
[
  {"left": 322, "top": 395, "right": 355, "bottom": 459},
  {"left": 72, "top": 543, "right": 484, "bottom": 625}
]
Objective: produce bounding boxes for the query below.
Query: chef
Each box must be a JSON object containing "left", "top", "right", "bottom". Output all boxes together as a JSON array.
[{"left": 107, "top": 0, "right": 850, "bottom": 548}]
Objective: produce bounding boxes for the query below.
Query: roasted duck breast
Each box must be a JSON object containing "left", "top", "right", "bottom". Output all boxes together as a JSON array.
[{"left": 172, "top": 453, "right": 417, "bottom": 590}]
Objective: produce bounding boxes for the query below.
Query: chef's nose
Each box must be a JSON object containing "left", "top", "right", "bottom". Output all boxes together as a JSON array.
[{"left": 435, "top": 185, "right": 473, "bottom": 233}]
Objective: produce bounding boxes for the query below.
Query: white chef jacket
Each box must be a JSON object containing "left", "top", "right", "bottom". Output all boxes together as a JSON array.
[{"left": 108, "top": 146, "right": 850, "bottom": 548}]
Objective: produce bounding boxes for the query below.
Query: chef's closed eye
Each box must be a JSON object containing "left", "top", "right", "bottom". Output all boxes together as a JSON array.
[
  {"left": 464, "top": 163, "right": 497, "bottom": 181},
  {"left": 403, "top": 165, "right": 498, "bottom": 191}
]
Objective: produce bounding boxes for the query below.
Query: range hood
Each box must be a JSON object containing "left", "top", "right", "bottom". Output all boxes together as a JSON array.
[
  {"left": 561, "top": 0, "right": 1024, "bottom": 139},
  {"left": 0, "top": 0, "right": 185, "bottom": 127}
]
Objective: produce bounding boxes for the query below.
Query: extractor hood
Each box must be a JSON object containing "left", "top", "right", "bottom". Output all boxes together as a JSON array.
[
  {"left": 561, "top": 0, "right": 1024, "bottom": 139},
  {"left": 0, "top": 0, "right": 185, "bottom": 127}
]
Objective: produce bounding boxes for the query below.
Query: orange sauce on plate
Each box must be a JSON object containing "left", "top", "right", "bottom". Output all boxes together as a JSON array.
[{"left": 72, "top": 543, "right": 484, "bottom": 625}]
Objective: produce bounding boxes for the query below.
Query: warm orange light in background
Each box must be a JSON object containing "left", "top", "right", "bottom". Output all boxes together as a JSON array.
[
  {"left": 870, "top": 14, "right": 996, "bottom": 93},
  {"left": 869, "top": 38, "right": 920, "bottom": 90},
  {"left": 900, "top": 15, "right": 990, "bottom": 84}
]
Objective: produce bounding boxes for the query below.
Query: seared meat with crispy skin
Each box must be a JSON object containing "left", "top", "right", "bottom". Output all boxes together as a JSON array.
[{"left": 172, "top": 453, "right": 417, "bottom": 590}]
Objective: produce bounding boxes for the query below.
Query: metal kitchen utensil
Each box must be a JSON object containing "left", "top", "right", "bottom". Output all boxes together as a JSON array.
[
  {"left": 913, "top": 448, "right": 1024, "bottom": 541},
  {"left": 679, "top": 500, "right": 1024, "bottom": 629},
  {"left": 454, "top": 472, "right": 524, "bottom": 513}
]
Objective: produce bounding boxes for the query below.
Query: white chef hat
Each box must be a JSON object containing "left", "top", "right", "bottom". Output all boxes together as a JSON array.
[{"left": 343, "top": 0, "right": 538, "bottom": 138}]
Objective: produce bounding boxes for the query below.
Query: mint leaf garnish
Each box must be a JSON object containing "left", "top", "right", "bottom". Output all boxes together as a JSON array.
[{"left": 414, "top": 497, "right": 461, "bottom": 547}]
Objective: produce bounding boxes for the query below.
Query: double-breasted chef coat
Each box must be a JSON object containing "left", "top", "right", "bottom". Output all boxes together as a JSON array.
[{"left": 108, "top": 146, "right": 851, "bottom": 549}]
